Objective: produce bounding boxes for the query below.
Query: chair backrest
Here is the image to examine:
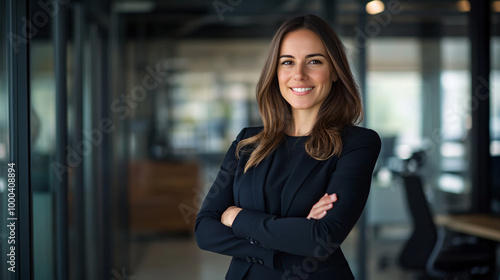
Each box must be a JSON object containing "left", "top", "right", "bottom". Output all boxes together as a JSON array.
[
  {"left": 492, "top": 156, "right": 500, "bottom": 213},
  {"left": 398, "top": 175, "right": 438, "bottom": 270}
]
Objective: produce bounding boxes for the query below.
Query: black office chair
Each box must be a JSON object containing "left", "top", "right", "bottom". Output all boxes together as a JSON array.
[{"left": 396, "top": 151, "right": 494, "bottom": 280}]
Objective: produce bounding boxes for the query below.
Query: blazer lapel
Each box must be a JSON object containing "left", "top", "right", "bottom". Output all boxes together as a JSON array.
[
  {"left": 251, "top": 150, "right": 274, "bottom": 211},
  {"left": 280, "top": 153, "right": 319, "bottom": 216}
]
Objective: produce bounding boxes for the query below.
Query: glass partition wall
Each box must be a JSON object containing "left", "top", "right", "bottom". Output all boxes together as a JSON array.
[{"left": 28, "top": 0, "right": 128, "bottom": 279}]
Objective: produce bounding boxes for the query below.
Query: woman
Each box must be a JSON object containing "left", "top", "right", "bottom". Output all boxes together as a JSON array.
[{"left": 195, "top": 14, "right": 381, "bottom": 280}]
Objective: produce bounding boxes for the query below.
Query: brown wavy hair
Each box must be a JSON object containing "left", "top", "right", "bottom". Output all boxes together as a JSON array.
[{"left": 236, "top": 14, "right": 363, "bottom": 173}]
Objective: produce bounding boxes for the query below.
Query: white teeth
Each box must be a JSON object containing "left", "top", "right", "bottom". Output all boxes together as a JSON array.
[{"left": 292, "top": 87, "right": 313, "bottom": 92}]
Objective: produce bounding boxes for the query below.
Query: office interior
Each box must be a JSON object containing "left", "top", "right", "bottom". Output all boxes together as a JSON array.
[{"left": 1, "top": 0, "right": 500, "bottom": 279}]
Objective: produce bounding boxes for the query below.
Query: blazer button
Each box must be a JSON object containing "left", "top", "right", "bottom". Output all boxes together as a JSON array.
[
  {"left": 252, "top": 257, "right": 258, "bottom": 264},
  {"left": 258, "top": 259, "right": 264, "bottom": 265},
  {"left": 249, "top": 238, "right": 255, "bottom": 245},
  {"left": 246, "top": 257, "right": 252, "bottom": 263}
]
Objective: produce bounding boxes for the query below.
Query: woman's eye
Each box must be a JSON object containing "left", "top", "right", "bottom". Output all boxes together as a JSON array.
[
  {"left": 309, "top": 60, "right": 322, "bottom": 64},
  {"left": 281, "top": 61, "right": 293, "bottom": 65}
]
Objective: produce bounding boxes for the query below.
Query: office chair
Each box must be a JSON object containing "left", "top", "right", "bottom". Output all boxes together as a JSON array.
[{"left": 396, "top": 151, "right": 494, "bottom": 280}]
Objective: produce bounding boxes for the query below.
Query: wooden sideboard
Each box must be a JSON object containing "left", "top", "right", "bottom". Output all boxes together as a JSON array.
[{"left": 128, "top": 160, "right": 200, "bottom": 234}]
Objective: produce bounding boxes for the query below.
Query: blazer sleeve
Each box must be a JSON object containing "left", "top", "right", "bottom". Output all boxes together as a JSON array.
[
  {"left": 194, "top": 128, "right": 276, "bottom": 269},
  {"left": 231, "top": 128, "right": 381, "bottom": 258}
]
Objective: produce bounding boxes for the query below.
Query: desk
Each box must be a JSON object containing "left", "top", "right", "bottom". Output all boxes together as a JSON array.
[
  {"left": 436, "top": 214, "right": 500, "bottom": 279},
  {"left": 435, "top": 214, "right": 500, "bottom": 242}
]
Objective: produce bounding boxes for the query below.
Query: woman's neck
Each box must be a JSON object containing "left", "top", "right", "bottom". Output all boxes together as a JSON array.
[{"left": 287, "top": 109, "right": 317, "bottom": 136}]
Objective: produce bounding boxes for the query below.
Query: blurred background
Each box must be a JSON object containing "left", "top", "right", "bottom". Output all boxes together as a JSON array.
[{"left": 1, "top": 0, "right": 500, "bottom": 279}]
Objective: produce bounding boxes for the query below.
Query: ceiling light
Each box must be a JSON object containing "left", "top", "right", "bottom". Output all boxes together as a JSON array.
[
  {"left": 457, "top": 0, "right": 470, "bottom": 12},
  {"left": 113, "top": 1, "right": 155, "bottom": 13},
  {"left": 366, "top": 0, "right": 385, "bottom": 15},
  {"left": 493, "top": 1, "right": 500, "bottom": 12}
]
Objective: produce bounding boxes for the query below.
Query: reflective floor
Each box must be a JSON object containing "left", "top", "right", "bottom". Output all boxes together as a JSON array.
[{"left": 130, "top": 225, "right": 415, "bottom": 280}]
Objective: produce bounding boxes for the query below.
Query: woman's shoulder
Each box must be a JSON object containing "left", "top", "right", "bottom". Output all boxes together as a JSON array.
[
  {"left": 341, "top": 125, "right": 381, "bottom": 148},
  {"left": 235, "top": 126, "right": 263, "bottom": 141}
]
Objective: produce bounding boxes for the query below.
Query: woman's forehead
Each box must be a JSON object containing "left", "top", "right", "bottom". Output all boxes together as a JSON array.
[{"left": 279, "top": 29, "right": 328, "bottom": 56}]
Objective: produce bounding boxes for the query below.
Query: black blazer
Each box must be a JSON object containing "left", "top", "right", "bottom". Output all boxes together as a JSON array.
[{"left": 195, "top": 126, "right": 381, "bottom": 280}]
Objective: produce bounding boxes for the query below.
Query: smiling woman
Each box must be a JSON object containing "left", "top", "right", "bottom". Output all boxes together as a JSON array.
[
  {"left": 195, "top": 15, "right": 381, "bottom": 280},
  {"left": 234, "top": 15, "right": 366, "bottom": 173},
  {"left": 277, "top": 28, "right": 338, "bottom": 133}
]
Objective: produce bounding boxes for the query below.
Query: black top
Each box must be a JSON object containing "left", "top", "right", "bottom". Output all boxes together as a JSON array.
[
  {"left": 264, "top": 135, "right": 308, "bottom": 215},
  {"left": 243, "top": 135, "right": 309, "bottom": 279}
]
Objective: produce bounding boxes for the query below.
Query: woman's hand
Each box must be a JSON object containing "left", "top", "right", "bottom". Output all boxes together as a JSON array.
[
  {"left": 307, "top": 193, "right": 337, "bottom": 220},
  {"left": 221, "top": 206, "right": 243, "bottom": 227}
]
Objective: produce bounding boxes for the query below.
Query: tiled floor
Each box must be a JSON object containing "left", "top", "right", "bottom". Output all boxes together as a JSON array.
[
  {"left": 130, "top": 225, "right": 416, "bottom": 280},
  {"left": 133, "top": 237, "right": 230, "bottom": 280}
]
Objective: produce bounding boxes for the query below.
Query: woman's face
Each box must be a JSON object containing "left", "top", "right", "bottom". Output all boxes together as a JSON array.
[{"left": 277, "top": 28, "right": 337, "bottom": 116}]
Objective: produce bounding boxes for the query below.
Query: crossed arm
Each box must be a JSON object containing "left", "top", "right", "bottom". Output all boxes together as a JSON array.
[{"left": 221, "top": 193, "right": 338, "bottom": 227}]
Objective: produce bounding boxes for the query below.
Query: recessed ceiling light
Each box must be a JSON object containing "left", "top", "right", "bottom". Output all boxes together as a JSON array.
[
  {"left": 113, "top": 1, "right": 155, "bottom": 13},
  {"left": 366, "top": 0, "right": 385, "bottom": 15},
  {"left": 457, "top": 0, "right": 470, "bottom": 12},
  {"left": 493, "top": 1, "right": 500, "bottom": 12}
]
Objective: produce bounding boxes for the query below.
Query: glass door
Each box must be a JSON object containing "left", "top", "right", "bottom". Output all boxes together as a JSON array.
[
  {"left": 27, "top": 0, "right": 128, "bottom": 279},
  {"left": 1, "top": 1, "right": 32, "bottom": 279}
]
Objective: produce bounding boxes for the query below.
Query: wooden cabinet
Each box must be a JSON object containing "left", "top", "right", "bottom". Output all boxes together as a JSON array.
[{"left": 128, "top": 160, "right": 200, "bottom": 234}]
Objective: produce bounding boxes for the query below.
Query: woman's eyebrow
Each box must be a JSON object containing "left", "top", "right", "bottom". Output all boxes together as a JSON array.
[
  {"left": 279, "top": 53, "right": 326, "bottom": 59},
  {"left": 306, "top": 53, "right": 326, "bottom": 58}
]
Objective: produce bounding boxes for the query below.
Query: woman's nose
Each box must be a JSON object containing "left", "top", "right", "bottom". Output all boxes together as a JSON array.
[{"left": 293, "top": 64, "right": 307, "bottom": 81}]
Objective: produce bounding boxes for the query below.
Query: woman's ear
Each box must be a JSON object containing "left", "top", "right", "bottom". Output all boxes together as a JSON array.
[
  {"left": 332, "top": 71, "right": 338, "bottom": 82},
  {"left": 331, "top": 65, "right": 338, "bottom": 82}
]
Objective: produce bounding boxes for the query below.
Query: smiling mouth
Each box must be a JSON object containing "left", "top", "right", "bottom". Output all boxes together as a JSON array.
[{"left": 290, "top": 87, "right": 314, "bottom": 95}]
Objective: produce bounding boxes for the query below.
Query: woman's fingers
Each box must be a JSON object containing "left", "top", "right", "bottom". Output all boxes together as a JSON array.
[
  {"left": 307, "top": 193, "right": 337, "bottom": 219},
  {"left": 310, "top": 193, "right": 337, "bottom": 211},
  {"left": 310, "top": 194, "right": 334, "bottom": 211},
  {"left": 310, "top": 210, "right": 328, "bottom": 220},
  {"left": 221, "top": 206, "right": 242, "bottom": 227},
  {"left": 307, "top": 204, "right": 333, "bottom": 219}
]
